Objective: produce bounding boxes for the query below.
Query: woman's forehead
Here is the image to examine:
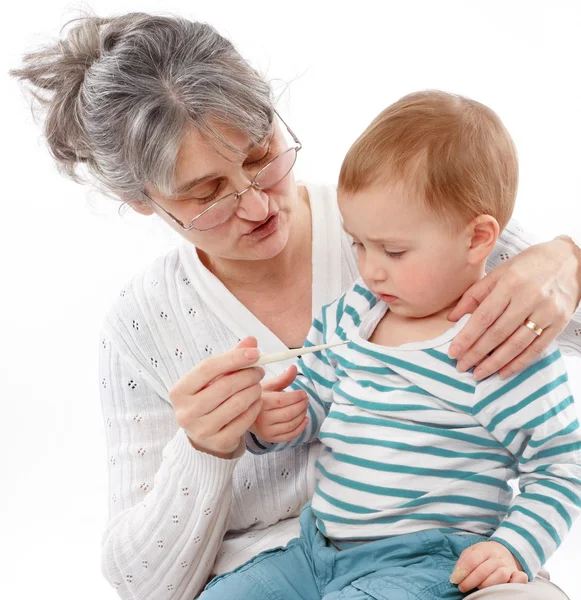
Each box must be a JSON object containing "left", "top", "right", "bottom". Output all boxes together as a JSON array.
[
  {"left": 177, "top": 124, "right": 249, "bottom": 166},
  {"left": 173, "top": 123, "right": 272, "bottom": 187},
  {"left": 143, "top": 119, "right": 277, "bottom": 199}
]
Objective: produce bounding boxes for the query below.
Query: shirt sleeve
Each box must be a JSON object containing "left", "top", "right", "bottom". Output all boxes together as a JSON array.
[
  {"left": 473, "top": 346, "right": 581, "bottom": 580},
  {"left": 246, "top": 312, "right": 339, "bottom": 454},
  {"left": 491, "top": 218, "right": 581, "bottom": 357},
  {"left": 100, "top": 331, "right": 243, "bottom": 600}
]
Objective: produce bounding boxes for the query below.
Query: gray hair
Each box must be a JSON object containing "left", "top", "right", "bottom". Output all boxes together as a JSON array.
[{"left": 10, "top": 12, "right": 274, "bottom": 200}]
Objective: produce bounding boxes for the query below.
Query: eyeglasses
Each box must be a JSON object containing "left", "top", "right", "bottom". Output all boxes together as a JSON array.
[{"left": 142, "top": 111, "right": 302, "bottom": 231}]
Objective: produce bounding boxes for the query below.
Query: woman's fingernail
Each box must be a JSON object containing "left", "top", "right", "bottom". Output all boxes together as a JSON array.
[
  {"left": 244, "top": 348, "right": 260, "bottom": 360},
  {"left": 456, "top": 360, "right": 469, "bottom": 372},
  {"left": 448, "top": 344, "right": 461, "bottom": 359}
]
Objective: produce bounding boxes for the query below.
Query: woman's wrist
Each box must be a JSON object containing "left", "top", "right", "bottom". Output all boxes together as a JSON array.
[
  {"left": 185, "top": 432, "right": 245, "bottom": 460},
  {"left": 187, "top": 436, "right": 234, "bottom": 460},
  {"left": 555, "top": 234, "right": 581, "bottom": 306}
]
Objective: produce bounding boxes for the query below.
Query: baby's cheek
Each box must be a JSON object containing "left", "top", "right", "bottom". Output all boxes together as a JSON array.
[{"left": 400, "top": 264, "right": 438, "bottom": 299}]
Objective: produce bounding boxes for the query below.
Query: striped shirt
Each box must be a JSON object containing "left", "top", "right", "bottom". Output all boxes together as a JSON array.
[{"left": 247, "top": 278, "right": 581, "bottom": 580}]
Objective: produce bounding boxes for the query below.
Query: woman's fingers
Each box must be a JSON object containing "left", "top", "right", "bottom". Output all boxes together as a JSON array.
[
  {"left": 179, "top": 337, "right": 261, "bottom": 396},
  {"left": 213, "top": 398, "right": 264, "bottom": 450},
  {"left": 192, "top": 366, "right": 265, "bottom": 415},
  {"left": 447, "top": 277, "right": 511, "bottom": 361},
  {"left": 455, "top": 304, "right": 552, "bottom": 380},
  {"left": 473, "top": 318, "right": 554, "bottom": 381},
  {"left": 497, "top": 325, "right": 557, "bottom": 379},
  {"left": 193, "top": 382, "right": 264, "bottom": 441},
  {"left": 448, "top": 237, "right": 581, "bottom": 378},
  {"left": 447, "top": 269, "right": 502, "bottom": 325}
]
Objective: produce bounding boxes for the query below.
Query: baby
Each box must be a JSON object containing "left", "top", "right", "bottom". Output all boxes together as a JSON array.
[{"left": 203, "top": 91, "right": 581, "bottom": 600}]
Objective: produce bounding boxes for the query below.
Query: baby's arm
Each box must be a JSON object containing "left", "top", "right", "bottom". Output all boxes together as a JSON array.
[
  {"left": 454, "top": 346, "right": 581, "bottom": 590},
  {"left": 246, "top": 309, "right": 340, "bottom": 453}
]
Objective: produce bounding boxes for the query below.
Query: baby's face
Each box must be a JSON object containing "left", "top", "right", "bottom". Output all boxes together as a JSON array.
[{"left": 338, "top": 181, "right": 481, "bottom": 318}]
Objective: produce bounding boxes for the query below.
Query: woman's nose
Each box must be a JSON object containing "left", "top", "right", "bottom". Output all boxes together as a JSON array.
[{"left": 235, "top": 185, "right": 270, "bottom": 221}]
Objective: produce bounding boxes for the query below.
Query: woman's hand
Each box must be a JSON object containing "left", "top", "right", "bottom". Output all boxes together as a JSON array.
[
  {"left": 169, "top": 337, "right": 265, "bottom": 459},
  {"left": 447, "top": 237, "right": 581, "bottom": 381}
]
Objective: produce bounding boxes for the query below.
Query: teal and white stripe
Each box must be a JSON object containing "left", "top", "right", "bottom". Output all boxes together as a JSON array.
[{"left": 246, "top": 277, "right": 581, "bottom": 580}]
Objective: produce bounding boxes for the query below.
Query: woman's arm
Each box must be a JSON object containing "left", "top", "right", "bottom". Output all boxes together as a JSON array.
[
  {"left": 448, "top": 218, "right": 581, "bottom": 380},
  {"left": 100, "top": 334, "right": 242, "bottom": 600}
]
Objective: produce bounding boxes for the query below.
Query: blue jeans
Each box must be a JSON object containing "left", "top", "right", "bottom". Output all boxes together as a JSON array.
[{"left": 199, "top": 503, "right": 488, "bottom": 599}]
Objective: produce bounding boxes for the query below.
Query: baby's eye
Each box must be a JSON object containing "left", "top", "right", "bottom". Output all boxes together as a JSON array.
[{"left": 384, "top": 250, "right": 406, "bottom": 259}]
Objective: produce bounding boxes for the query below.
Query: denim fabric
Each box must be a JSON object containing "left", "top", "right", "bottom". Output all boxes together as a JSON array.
[{"left": 199, "top": 503, "right": 487, "bottom": 600}]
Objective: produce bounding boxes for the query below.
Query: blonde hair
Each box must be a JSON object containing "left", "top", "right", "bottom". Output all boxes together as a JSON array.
[{"left": 338, "top": 90, "right": 518, "bottom": 231}]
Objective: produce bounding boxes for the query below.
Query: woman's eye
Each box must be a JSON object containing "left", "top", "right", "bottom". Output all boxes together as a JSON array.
[
  {"left": 245, "top": 150, "right": 272, "bottom": 167},
  {"left": 198, "top": 189, "right": 220, "bottom": 202},
  {"left": 188, "top": 181, "right": 224, "bottom": 203}
]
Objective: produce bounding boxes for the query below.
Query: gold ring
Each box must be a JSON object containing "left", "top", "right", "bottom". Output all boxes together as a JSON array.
[{"left": 524, "top": 319, "right": 543, "bottom": 336}]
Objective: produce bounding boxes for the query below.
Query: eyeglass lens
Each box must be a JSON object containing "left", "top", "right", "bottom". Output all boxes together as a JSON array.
[{"left": 190, "top": 147, "right": 298, "bottom": 230}]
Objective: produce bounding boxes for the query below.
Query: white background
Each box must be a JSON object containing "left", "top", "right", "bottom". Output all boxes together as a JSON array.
[{"left": 2, "top": 1, "right": 581, "bottom": 598}]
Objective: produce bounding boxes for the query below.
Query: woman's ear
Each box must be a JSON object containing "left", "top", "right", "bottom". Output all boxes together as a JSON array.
[
  {"left": 466, "top": 215, "right": 500, "bottom": 265},
  {"left": 126, "top": 200, "right": 155, "bottom": 216},
  {"left": 119, "top": 192, "right": 155, "bottom": 216}
]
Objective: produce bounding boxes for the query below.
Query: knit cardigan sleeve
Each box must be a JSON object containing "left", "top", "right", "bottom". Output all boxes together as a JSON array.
[{"left": 99, "top": 331, "right": 244, "bottom": 600}]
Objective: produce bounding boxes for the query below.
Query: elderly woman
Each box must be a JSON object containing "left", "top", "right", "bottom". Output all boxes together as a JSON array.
[{"left": 12, "top": 12, "right": 581, "bottom": 600}]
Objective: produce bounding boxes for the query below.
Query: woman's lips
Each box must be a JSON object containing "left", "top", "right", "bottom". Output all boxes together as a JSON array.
[{"left": 245, "top": 213, "right": 279, "bottom": 238}]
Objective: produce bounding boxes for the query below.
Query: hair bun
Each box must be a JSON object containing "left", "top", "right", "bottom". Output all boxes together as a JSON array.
[
  {"left": 65, "top": 17, "right": 107, "bottom": 67},
  {"left": 10, "top": 16, "right": 111, "bottom": 176}
]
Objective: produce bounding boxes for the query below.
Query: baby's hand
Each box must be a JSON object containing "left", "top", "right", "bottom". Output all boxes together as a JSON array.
[
  {"left": 450, "top": 540, "right": 528, "bottom": 592},
  {"left": 249, "top": 365, "right": 309, "bottom": 443}
]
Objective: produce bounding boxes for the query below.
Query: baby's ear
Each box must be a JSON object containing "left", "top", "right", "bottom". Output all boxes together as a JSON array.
[{"left": 467, "top": 215, "right": 499, "bottom": 265}]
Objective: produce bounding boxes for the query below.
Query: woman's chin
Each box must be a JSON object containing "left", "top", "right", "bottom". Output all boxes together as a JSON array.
[{"left": 246, "top": 230, "right": 289, "bottom": 261}]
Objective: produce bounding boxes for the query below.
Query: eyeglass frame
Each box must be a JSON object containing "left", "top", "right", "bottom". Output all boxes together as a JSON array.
[{"left": 140, "top": 110, "right": 302, "bottom": 232}]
